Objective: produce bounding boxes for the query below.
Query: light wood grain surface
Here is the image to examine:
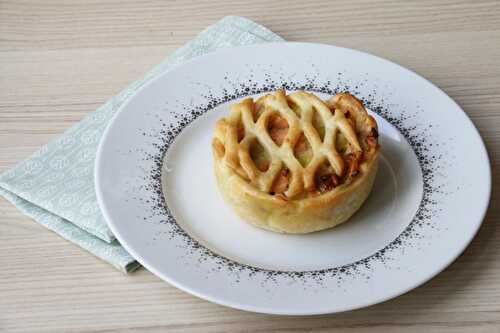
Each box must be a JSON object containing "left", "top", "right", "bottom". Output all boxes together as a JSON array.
[{"left": 1, "top": 1, "right": 499, "bottom": 332}]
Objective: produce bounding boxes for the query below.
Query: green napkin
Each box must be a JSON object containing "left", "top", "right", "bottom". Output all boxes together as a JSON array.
[{"left": 0, "top": 16, "right": 284, "bottom": 273}]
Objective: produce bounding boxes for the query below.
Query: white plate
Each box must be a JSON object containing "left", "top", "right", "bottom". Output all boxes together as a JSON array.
[{"left": 95, "top": 42, "right": 491, "bottom": 315}]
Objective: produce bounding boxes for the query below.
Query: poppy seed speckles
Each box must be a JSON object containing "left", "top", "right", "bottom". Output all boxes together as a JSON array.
[{"left": 132, "top": 67, "right": 451, "bottom": 286}]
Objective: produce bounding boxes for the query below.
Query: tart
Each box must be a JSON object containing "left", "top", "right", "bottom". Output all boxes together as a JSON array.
[{"left": 212, "top": 90, "right": 379, "bottom": 233}]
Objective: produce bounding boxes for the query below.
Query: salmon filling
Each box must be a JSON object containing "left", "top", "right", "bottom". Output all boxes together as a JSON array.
[{"left": 225, "top": 91, "right": 379, "bottom": 199}]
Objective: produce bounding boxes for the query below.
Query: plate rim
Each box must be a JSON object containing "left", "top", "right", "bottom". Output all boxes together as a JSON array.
[{"left": 95, "top": 41, "right": 492, "bottom": 315}]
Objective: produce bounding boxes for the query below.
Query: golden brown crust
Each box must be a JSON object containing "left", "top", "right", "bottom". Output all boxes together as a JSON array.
[{"left": 212, "top": 90, "right": 379, "bottom": 233}]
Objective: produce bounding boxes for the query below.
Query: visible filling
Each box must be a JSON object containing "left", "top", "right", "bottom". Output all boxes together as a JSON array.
[
  {"left": 335, "top": 132, "right": 349, "bottom": 154},
  {"left": 268, "top": 114, "right": 289, "bottom": 146},
  {"left": 219, "top": 93, "right": 378, "bottom": 199},
  {"left": 253, "top": 102, "right": 265, "bottom": 122},
  {"left": 294, "top": 134, "right": 313, "bottom": 167},
  {"left": 366, "top": 127, "right": 379, "bottom": 149},
  {"left": 287, "top": 99, "right": 301, "bottom": 116},
  {"left": 270, "top": 168, "right": 290, "bottom": 195},
  {"left": 345, "top": 152, "right": 361, "bottom": 178},
  {"left": 249, "top": 139, "right": 270, "bottom": 172},
  {"left": 314, "top": 162, "right": 339, "bottom": 194},
  {"left": 264, "top": 103, "right": 371, "bottom": 197}
]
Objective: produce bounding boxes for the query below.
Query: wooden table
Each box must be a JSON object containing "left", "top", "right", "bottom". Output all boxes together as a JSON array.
[{"left": 1, "top": 1, "right": 499, "bottom": 332}]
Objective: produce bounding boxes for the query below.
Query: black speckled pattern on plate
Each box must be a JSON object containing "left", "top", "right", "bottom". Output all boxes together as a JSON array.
[{"left": 134, "top": 67, "right": 451, "bottom": 286}]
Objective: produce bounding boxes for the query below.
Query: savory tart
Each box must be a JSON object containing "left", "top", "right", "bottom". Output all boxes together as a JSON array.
[{"left": 212, "top": 90, "right": 379, "bottom": 233}]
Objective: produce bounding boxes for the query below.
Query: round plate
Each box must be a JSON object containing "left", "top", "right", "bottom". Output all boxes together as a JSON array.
[{"left": 95, "top": 42, "right": 491, "bottom": 315}]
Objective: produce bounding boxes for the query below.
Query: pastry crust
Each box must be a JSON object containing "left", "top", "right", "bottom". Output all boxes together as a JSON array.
[{"left": 212, "top": 90, "right": 379, "bottom": 234}]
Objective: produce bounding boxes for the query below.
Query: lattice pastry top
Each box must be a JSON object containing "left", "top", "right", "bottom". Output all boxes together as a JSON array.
[{"left": 212, "top": 90, "right": 379, "bottom": 201}]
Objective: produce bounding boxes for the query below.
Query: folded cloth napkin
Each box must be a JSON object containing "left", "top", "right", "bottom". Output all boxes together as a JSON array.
[{"left": 0, "top": 16, "right": 284, "bottom": 273}]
